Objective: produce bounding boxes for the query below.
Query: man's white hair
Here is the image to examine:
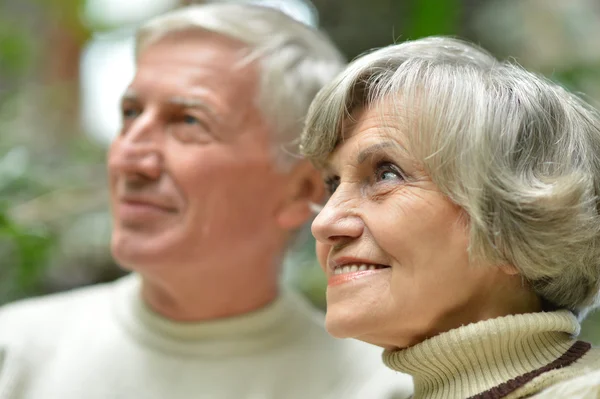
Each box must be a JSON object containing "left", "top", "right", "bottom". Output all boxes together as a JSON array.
[
  {"left": 301, "top": 36, "right": 600, "bottom": 319},
  {"left": 136, "top": 2, "right": 345, "bottom": 165}
]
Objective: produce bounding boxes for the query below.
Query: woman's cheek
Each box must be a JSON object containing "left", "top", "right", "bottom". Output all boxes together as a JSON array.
[{"left": 315, "top": 241, "right": 330, "bottom": 273}]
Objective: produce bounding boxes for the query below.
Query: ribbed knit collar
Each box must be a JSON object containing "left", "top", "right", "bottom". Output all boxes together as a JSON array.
[
  {"left": 383, "top": 311, "right": 580, "bottom": 399},
  {"left": 112, "top": 274, "right": 311, "bottom": 357}
]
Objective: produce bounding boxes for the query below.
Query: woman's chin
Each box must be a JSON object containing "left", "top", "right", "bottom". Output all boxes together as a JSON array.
[
  {"left": 325, "top": 316, "right": 393, "bottom": 349},
  {"left": 324, "top": 319, "right": 354, "bottom": 338},
  {"left": 324, "top": 309, "right": 368, "bottom": 339}
]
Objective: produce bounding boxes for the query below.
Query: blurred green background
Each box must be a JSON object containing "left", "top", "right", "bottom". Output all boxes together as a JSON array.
[{"left": 0, "top": 0, "right": 599, "bottom": 344}]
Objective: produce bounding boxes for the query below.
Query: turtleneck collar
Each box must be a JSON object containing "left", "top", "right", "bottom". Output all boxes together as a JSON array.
[
  {"left": 112, "top": 273, "right": 309, "bottom": 357},
  {"left": 383, "top": 311, "right": 581, "bottom": 399}
]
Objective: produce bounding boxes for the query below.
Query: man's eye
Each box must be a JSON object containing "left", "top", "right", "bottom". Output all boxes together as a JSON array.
[
  {"left": 122, "top": 108, "right": 140, "bottom": 119},
  {"left": 171, "top": 114, "right": 213, "bottom": 144},
  {"left": 178, "top": 114, "right": 209, "bottom": 131},
  {"left": 183, "top": 115, "right": 200, "bottom": 125}
]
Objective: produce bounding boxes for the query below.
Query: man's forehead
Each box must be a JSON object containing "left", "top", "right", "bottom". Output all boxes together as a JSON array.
[
  {"left": 122, "top": 64, "right": 252, "bottom": 108},
  {"left": 133, "top": 32, "right": 255, "bottom": 92},
  {"left": 131, "top": 38, "right": 259, "bottom": 101},
  {"left": 138, "top": 28, "right": 250, "bottom": 63},
  {"left": 122, "top": 88, "right": 204, "bottom": 104}
]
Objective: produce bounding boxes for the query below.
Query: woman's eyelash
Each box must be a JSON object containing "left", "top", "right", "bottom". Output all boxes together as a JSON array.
[
  {"left": 374, "top": 161, "right": 406, "bottom": 182},
  {"left": 322, "top": 162, "right": 405, "bottom": 196}
]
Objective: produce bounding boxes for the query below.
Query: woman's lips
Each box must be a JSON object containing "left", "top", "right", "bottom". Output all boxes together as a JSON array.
[{"left": 328, "top": 264, "right": 391, "bottom": 286}]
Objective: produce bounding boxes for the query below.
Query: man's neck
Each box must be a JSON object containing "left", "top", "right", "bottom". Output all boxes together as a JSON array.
[{"left": 139, "top": 269, "right": 280, "bottom": 322}]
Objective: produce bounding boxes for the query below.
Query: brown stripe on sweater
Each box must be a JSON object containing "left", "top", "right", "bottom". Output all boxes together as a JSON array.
[{"left": 468, "top": 340, "right": 591, "bottom": 399}]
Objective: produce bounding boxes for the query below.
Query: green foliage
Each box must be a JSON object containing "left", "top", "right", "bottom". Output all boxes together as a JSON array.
[
  {"left": 0, "top": 142, "right": 50, "bottom": 299},
  {"left": 0, "top": 206, "right": 55, "bottom": 300},
  {"left": 408, "top": 0, "right": 460, "bottom": 39},
  {"left": 0, "top": 2, "right": 44, "bottom": 302},
  {"left": 0, "top": 25, "right": 33, "bottom": 78},
  {"left": 0, "top": 0, "right": 103, "bottom": 305}
]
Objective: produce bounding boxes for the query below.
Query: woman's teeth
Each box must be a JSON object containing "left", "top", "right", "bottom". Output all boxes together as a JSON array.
[{"left": 333, "top": 264, "right": 388, "bottom": 275}]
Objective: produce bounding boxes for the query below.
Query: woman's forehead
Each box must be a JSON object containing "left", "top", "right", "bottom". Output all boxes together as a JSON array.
[
  {"left": 342, "top": 98, "right": 414, "bottom": 137},
  {"left": 342, "top": 105, "right": 409, "bottom": 146},
  {"left": 324, "top": 114, "right": 412, "bottom": 170}
]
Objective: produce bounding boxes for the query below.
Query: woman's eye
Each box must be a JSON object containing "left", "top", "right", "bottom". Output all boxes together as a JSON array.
[
  {"left": 375, "top": 162, "right": 404, "bottom": 182},
  {"left": 324, "top": 176, "right": 340, "bottom": 195}
]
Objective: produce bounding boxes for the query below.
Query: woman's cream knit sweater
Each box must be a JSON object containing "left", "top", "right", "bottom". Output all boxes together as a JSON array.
[{"left": 383, "top": 310, "right": 600, "bottom": 399}]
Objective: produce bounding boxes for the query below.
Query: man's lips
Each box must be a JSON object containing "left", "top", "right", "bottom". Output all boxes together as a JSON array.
[
  {"left": 120, "top": 199, "right": 177, "bottom": 212},
  {"left": 116, "top": 197, "right": 178, "bottom": 222},
  {"left": 118, "top": 194, "right": 178, "bottom": 212}
]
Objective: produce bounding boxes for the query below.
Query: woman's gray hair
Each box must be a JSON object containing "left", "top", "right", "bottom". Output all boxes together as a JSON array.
[
  {"left": 301, "top": 36, "right": 600, "bottom": 319},
  {"left": 136, "top": 2, "right": 345, "bottom": 165}
]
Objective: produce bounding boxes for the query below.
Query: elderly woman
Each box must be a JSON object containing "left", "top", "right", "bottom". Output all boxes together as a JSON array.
[{"left": 301, "top": 37, "right": 600, "bottom": 399}]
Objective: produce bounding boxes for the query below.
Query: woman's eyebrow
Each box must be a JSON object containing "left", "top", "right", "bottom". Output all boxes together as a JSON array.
[{"left": 356, "top": 142, "right": 398, "bottom": 164}]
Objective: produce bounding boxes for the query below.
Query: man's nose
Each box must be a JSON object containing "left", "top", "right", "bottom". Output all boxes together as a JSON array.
[{"left": 107, "top": 113, "right": 163, "bottom": 180}]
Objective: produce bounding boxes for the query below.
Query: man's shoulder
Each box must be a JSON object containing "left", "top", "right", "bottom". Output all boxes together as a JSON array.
[
  {"left": 280, "top": 289, "right": 387, "bottom": 362},
  {"left": 0, "top": 279, "right": 119, "bottom": 342},
  {"left": 331, "top": 338, "right": 413, "bottom": 398},
  {"left": 280, "top": 290, "right": 383, "bottom": 361},
  {"left": 280, "top": 290, "right": 413, "bottom": 398}
]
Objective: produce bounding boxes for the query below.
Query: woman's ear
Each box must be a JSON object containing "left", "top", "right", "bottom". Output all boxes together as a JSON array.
[
  {"left": 499, "top": 263, "right": 521, "bottom": 276},
  {"left": 276, "top": 160, "right": 325, "bottom": 230}
]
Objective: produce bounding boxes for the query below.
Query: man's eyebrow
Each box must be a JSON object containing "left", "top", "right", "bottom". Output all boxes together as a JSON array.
[
  {"left": 167, "top": 96, "right": 221, "bottom": 121},
  {"left": 119, "top": 92, "right": 222, "bottom": 122},
  {"left": 120, "top": 88, "right": 138, "bottom": 103},
  {"left": 356, "top": 141, "right": 398, "bottom": 164}
]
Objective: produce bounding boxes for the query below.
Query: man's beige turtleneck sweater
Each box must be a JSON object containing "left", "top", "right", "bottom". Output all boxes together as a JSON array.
[{"left": 0, "top": 274, "right": 412, "bottom": 399}]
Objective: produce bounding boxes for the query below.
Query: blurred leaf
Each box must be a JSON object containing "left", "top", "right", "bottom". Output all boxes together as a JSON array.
[
  {"left": 0, "top": 22, "right": 33, "bottom": 77},
  {"left": 408, "top": 0, "right": 460, "bottom": 39},
  {"left": 0, "top": 205, "right": 55, "bottom": 300},
  {"left": 0, "top": 146, "right": 29, "bottom": 190}
]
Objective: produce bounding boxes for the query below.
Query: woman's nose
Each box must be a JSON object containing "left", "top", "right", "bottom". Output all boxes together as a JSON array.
[{"left": 311, "top": 188, "right": 364, "bottom": 246}]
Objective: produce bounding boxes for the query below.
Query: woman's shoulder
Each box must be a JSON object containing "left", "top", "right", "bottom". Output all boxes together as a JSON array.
[
  {"left": 532, "top": 368, "right": 600, "bottom": 398},
  {"left": 530, "top": 346, "right": 600, "bottom": 398}
]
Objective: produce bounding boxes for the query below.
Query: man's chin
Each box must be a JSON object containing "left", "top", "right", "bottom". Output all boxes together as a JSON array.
[{"left": 110, "top": 234, "right": 169, "bottom": 272}]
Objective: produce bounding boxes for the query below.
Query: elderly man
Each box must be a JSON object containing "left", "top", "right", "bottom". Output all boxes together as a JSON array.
[{"left": 0, "top": 3, "right": 412, "bottom": 399}]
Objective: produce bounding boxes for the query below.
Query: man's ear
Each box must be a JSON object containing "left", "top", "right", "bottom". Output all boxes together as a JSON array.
[{"left": 276, "top": 160, "right": 324, "bottom": 230}]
